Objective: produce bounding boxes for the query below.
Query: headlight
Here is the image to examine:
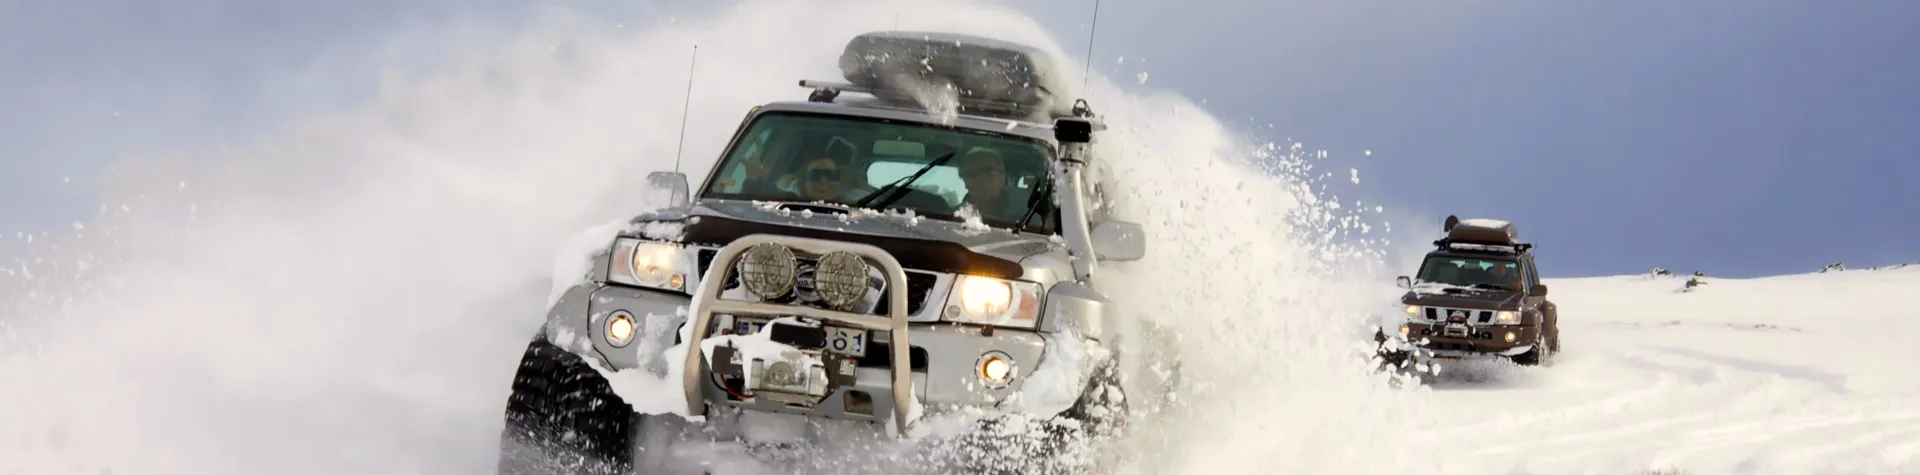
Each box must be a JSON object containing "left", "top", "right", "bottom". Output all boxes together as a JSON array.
[
  {"left": 1404, "top": 305, "right": 1421, "bottom": 317},
  {"left": 1495, "top": 310, "right": 1519, "bottom": 325},
  {"left": 608, "top": 237, "right": 687, "bottom": 292},
  {"left": 942, "top": 275, "right": 1042, "bottom": 329},
  {"left": 606, "top": 311, "right": 636, "bottom": 347}
]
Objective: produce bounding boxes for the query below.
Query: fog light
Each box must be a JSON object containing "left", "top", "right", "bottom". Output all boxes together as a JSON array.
[
  {"left": 977, "top": 352, "right": 1015, "bottom": 388},
  {"left": 607, "top": 311, "right": 636, "bottom": 347},
  {"left": 1503, "top": 331, "right": 1516, "bottom": 343},
  {"left": 1399, "top": 324, "right": 1410, "bottom": 337}
]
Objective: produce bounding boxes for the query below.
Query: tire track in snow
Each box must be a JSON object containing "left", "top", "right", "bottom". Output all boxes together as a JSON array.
[
  {"left": 1773, "top": 420, "right": 1920, "bottom": 467},
  {"left": 1431, "top": 321, "right": 1903, "bottom": 473},
  {"left": 1881, "top": 435, "right": 1920, "bottom": 465},
  {"left": 1459, "top": 348, "right": 1793, "bottom": 462},
  {"left": 1643, "top": 403, "right": 1920, "bottom": 470},
  {"left": 1419, "top": 344, "right": 1678, "bottom": 440},
  {"left": 1562, "top": 346, "right": 1891, "bottom": 470}
]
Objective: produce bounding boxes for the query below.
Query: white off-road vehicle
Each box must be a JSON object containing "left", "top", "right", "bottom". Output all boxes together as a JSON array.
[{"left": 497, "top": 31, "right": 1178, "bottom": 474}]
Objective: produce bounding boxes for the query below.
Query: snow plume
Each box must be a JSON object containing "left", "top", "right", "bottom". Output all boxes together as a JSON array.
[
  {"left": 1083, "top": 91, "right": 1436, "bottom": 474},
  {"left": 0, "top": 1, "right": 1429, "bottom": 474}
]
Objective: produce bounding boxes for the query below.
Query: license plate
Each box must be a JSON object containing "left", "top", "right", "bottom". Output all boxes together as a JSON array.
[
  {"left": 734, "top": 317, "right": 770, "bottom": 335},
  {"left": 732, "top": 317, "right": 867, "bottom": 358},
  {"left": 824, "top": 327, "right": 867, "bottom": 358}
]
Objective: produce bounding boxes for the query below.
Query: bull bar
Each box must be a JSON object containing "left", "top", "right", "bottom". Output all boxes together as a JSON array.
[{"left": 680, "top": 233, "right": 917, "bottom": 436}]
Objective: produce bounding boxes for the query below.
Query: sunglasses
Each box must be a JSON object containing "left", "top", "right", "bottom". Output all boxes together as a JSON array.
[
  {"left": 807, "top": 168, "right": 839, "bottom": 182},
  {"left": 960, "top": 166, "right": 1003, "bottom": 178}
]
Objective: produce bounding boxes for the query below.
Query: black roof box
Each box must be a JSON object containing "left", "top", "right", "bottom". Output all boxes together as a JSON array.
[
  {"left": 837, "top": 31, "right": 1067, "bottom": 119},
  {"left": 1444, "top": 216, "right": 1518, "bottom": 245}
]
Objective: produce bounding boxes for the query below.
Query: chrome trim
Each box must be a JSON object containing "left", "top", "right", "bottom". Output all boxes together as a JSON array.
[{"left": 682, "top": 234, "right": 916, "bottom": 437}]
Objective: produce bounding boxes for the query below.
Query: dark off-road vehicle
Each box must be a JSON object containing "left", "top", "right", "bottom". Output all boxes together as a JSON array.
[{"left": 1376, "top": 216, "right": 1560, "bottom": 367}]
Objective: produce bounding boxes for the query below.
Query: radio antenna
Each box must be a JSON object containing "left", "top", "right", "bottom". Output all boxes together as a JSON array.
[
  {"left": 1080, "top": 0, "right": 1103, "bottom": 89},
  {"left": 672, "top": 45, "right": 699, "bottom": 175}
]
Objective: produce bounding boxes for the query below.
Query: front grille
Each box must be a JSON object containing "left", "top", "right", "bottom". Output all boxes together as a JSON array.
[
  {"left": 1424, "top": 306, "right": 1494, "bottom": 324},
  {"left": 697, "top": 248, "right": 940, "bottom": 315}
]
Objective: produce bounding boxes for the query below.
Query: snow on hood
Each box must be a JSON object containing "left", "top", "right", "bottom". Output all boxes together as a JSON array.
[
  {"left": 1409, "top": 282, "right": 1476, "bottom": 295},
  {"left": 1403, "top": 282, "right": 1523, "bottom": 310},
  {"left": 651, "top": 199, "right": 1061, "bottom": 261}
]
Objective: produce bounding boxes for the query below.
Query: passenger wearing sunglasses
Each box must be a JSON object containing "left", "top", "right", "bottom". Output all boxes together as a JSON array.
[{"left": 799, "top": 157, "right": 844, "bottom": 202}]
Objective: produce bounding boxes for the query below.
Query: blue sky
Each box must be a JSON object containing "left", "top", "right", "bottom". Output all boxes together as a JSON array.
[
  {"left": 4, "top": 0, "right": 1915, "bottom": 278},
  {"left": 1023, "top": 0, "right": 1920, "bottom": 278}
]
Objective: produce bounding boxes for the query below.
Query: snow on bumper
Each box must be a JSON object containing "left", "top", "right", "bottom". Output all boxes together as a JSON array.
[
  {"left": 1379, "top": 321, "right": 1541, "bottom": 358},
  {"left": 541, "top": 282, "right": 1089, "bottom": 430}
]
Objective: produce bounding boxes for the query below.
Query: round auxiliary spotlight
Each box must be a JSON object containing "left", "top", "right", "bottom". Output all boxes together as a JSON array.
[
  {"left": 813, "top": 251, "right": 871, "bottom": 310},
  {"left": 739, "top": 243, "right": 798, "bottom": 300}
]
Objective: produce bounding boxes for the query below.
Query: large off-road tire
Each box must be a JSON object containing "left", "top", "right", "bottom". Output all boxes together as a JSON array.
[
  {"left": 900, "top": 357, "right": 1129, "bottom": 475},
  {"left": 1509, "top": 329, "right": 1552, "bottom": 367},
  {"left": 497, "top": 336, "right": 639, "bottom": 475}
]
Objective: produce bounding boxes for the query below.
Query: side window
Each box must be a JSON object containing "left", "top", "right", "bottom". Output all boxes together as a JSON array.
[
  {"left": 712, "top": 127, "right": 775, "bottom": 193},
  {"left": 1522, "top": 257, "right": 1538, "bottom": 287}
]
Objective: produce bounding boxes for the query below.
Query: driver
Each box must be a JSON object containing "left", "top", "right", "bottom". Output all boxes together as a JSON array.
[
  {"left": 957, "top": 147, "right": 1016, "bottom": 218},
  {"left": 1487, "top": 264, "right": 1523, "bottom": 290}
]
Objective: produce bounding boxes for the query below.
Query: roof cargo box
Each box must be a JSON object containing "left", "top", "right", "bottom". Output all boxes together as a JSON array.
[
  {"left": 1446, "top": 218, "right": 1518, "bottom": 245},
  {"left": 838, "top": 31, "right": 1067, "bottom": 118}
]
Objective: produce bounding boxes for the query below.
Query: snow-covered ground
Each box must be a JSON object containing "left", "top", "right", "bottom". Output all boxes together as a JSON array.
[{"left": 1408, "top": 267, "right": 1920, "bottom": 475}]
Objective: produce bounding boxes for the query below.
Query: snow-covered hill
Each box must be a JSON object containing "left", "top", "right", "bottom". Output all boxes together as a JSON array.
[{"left": 1409, "top": 266, "right": 1920, "bottom": 474}]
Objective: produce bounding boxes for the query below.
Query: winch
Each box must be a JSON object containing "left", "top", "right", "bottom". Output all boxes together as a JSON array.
[{"left": 709, "top": 319, "right": 861, "bottom": 407}]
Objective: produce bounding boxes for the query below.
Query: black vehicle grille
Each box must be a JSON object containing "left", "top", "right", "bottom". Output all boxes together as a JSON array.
[
  {"left": 1425, "top": 307, "right": 1495, "bottom": 323},
  {"left": 696, "top": 248, "right": 940, "bottom": 315}
]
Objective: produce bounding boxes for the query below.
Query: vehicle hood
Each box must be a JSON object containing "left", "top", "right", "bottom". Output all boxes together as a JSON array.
[
  {"left": 1400, "top": 285, "right": 1524, "bottom": 311},
  {"left": 624, "top": 199, "right": 1058, "bottom": 278}
]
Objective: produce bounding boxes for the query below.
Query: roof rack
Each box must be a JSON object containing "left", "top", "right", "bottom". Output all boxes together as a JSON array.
[
  {"left": 1433, "top": 214, "right": 1530, "bottom": 254},
  {"left": 799, "top": 79, "right": 1066, "bottom": 121},
  {"left": 1432, "top": 238, "right": 1533, "bottom": 255}
]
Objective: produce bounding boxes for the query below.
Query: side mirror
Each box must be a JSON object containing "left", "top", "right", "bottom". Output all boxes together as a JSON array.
[
  {"left": 1090, "top": 220, "right": 1145, "bottom": 261},
  {"left": 646, "top": 171, "right": 691, "bottom": 207},
  {"left": 1529, "top": 284, "right": 1550, "bottom": 297},
  {"left": 1396, "top": 276, "right": 1413, "bottom": 289}
]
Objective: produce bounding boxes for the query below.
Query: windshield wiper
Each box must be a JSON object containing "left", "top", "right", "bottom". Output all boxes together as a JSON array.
[
  {"left": 855, "top": 151, "right": 958, "bottom": 210},
  {"left": 1015, "top": 170, "right": 1054, "bottom": 230}
]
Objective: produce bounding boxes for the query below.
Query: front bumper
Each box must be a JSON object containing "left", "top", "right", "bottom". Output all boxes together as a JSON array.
[
  {"left": 548, "top": 235, "right": 1063, "bottom": 438},
  {"left": 1379, "top": 322, "right": 1539, "bottom": 359}
]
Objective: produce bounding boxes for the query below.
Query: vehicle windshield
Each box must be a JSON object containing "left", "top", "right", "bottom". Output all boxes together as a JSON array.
[
  {"left": 1416, "top": 256, "right": 1525, "bottom": 291},
  {"left": 703, "top": 111, "right": 1057, "bottom": 233}
]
